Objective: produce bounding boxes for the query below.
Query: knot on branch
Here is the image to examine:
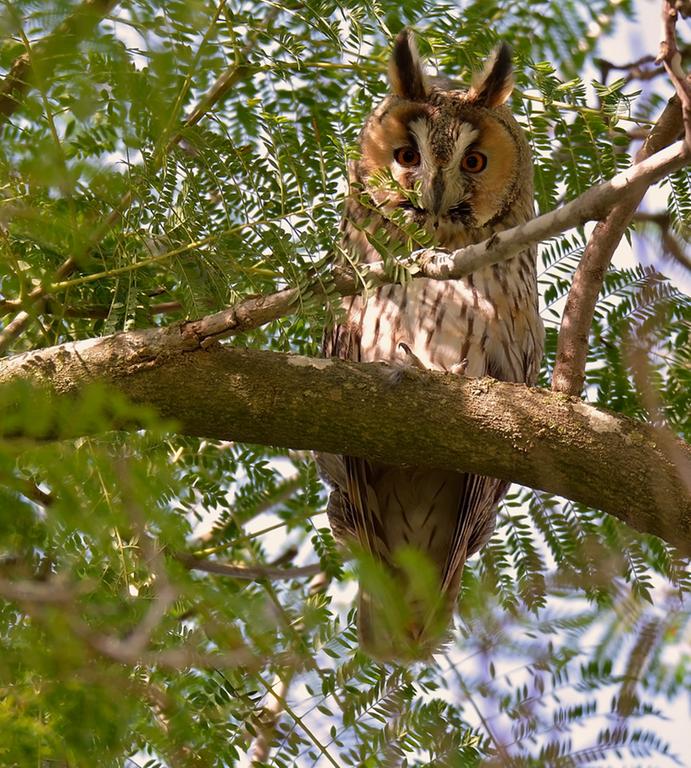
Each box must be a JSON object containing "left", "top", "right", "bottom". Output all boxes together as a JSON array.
[{"left": 407, "top": 247, "right": 453, "bottom": 279}]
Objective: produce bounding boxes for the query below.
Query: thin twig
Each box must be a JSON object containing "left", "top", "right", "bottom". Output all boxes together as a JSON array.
[
  {"left": 177, "top": 553, "right": 323, "bottom": 581},
  {"left": 597, "top": 53, "right": 657, "bottom": 73},
  {"left": 0, "top": 53, "right": 30, "bottom": 121},
  {"left": 634, "top": 211, "right": 691, "bottom": 272},
  {"left": 595, "top": 52, "right": 672, "bottom": 85},
  {"left": 0, "top": 0, "right": 120, "bottom": 352},
  {"left": 445, "top": 651, "right": 513, "bottom": 764},
  {"left": 0, "top": 0, "right": 119, "bottom": 122},
  {"left": 183, "top": 5, "right": 279, "bottom": 130},
  {"left": 0, "top": 575, "right": 77, "bottom": 603},
  {"left": 124, "top": 536, "right": 177, "bottom": 654},
  {"left": 194, "top": 471, "right": 303, "bottom": 547},
  {"left": 254, "top": 672, "right": 341, "bottom": 768},
  {"left": 81, "top": 627, "right": 260, "bottom": 669},
  {"left": 139, "top": 681, "right": 198, "bottom": 768},
  {"left": 1, "top": 572, "right": 261, "bottom": 670},
  {"left": 659, "top": 1, "right": 691, "bottom": 149},
  {"left": 250, "top": 673, "right": 292, "bottom": 764},
  {"left": 0, "top": 298, "right": 182, "bottom": 319}
]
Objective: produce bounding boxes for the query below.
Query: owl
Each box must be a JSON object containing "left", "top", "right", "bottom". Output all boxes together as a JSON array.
[{"left": 319, "top": 31, "right": 544, "bottom": 661}]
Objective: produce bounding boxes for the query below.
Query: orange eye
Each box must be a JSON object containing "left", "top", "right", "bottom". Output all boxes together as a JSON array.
[
  {"left": 461, "top": 150, "right": 487, "bottom": 173},
  {"left": 394, "top": 146, "right": 421, "bottom": 167}
]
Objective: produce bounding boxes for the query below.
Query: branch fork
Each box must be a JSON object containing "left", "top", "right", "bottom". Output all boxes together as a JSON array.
[{"left": 659, "top": 1, "right": 691, "bottom": 154}]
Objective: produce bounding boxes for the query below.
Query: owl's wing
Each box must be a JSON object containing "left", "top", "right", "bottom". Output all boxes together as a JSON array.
[
  {"left": 440, "top": 473, "right": 508, "bottom": 594},
  {"left": 343, "top": 456, "right": 389, "bottom": 561},
  {"left": 319, "top": 453, "right": 392, "bottom": 560}
]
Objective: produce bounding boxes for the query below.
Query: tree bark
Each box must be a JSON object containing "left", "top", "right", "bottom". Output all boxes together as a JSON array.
[{"left": 0, "top": 326, "right": 689, "bottom": 555}]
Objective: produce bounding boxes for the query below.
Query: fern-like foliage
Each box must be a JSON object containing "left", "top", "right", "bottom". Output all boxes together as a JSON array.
[{"left": 0, "top": 1, "right": 688, "bottom": 767}]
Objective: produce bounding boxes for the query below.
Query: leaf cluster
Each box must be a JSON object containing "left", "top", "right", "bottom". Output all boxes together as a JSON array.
[{"left": 0, "top": 0, "right": 688, "bottom": 766}]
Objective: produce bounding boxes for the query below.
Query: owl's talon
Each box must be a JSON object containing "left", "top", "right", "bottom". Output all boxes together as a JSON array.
[
  {"left": 386, "top": 365, "right": 406, "bottom": 386},
  {"left": 384, "top": 343, "right": 428, "bottom": 386},
  {"left": 398, "top": 342, "right": 427, "bottom": 371},
  {"left": 449, "top": 359, "right": 468, "bottom": 376}
]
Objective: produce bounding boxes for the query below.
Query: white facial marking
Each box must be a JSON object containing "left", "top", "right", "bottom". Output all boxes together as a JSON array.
[
  {"left": 407, "top": 120, "right": 479, "bottom": 215},
  {"left": 408, "top": 118, "right": 434, "bottom": 178},
  {"left": 447, "top": 123, "right": 479, "bottom": 172},
  {"left": 441, "top": 123, "right": 480, "bottom": 213}
]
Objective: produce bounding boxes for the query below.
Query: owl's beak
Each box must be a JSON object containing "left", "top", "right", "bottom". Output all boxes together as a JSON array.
[{"left": 431, "top": 167, "right": 445, "bottom": 218}]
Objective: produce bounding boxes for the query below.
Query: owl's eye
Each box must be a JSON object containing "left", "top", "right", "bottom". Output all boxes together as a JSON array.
[
  {"left": 394, "top": 146, "right": 421, "bottom": 167},
  {"left": 461, "top": 151, "right": 487, "bottom": 173}
]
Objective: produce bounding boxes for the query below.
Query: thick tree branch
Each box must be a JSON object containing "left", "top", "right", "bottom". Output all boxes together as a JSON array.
[
  {"left": 552, "top": 3, "right": 691, "bottom": 396},
  {"left": 0, "top": 329, "right": 688, "bottom": 554}
]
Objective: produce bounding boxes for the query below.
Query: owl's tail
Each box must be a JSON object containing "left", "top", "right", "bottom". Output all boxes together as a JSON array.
[
  {"left": 347, "top": 463, "right": 504, "bottom": 662},
  {"left": 318, "top": 451, "right": 506, "bottom": 661},
  {"left": 356, "top": 565, "right": 460, "bottom": 663}
]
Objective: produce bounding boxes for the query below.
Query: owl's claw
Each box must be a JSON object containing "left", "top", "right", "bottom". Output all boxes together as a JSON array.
[
  {"left": 449, "top": 359, "right": 468, "bottom": 376},
  {"left": 398, "top": 342, "right": 427, "bottom": 371},
  {"left": 385, "top": 342, "right": 428, "bottom": 386}
]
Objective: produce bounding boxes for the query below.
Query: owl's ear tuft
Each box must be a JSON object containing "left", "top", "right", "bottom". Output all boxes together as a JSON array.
[
  {"left": 389, "top": 29, "right": 428, "bottom": 100},
  {"left": 468, "top": 43, "right": 514, "bottom": 107}
]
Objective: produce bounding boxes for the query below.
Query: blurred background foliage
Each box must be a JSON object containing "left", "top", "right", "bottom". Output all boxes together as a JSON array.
[{"left": 0, "top": 0, "right": 689, "bottom": 765}]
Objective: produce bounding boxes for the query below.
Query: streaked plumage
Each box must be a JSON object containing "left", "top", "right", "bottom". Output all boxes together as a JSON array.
[{"left": 319, "top": 31, "right": 544, "bottom": 661}]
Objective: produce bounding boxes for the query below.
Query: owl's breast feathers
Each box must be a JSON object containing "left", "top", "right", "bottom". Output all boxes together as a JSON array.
[{"left": 326, "top": 253, "right": 542, "bottom": 383}]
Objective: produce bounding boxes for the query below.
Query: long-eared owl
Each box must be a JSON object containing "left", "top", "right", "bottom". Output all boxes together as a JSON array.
[{"left": 319, "top": 31, "right": 544, "bottom": 662}]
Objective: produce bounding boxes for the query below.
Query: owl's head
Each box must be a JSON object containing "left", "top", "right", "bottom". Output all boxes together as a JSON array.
[{"left": 353, "top": 30, "right": 532, "bottom": 246}]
